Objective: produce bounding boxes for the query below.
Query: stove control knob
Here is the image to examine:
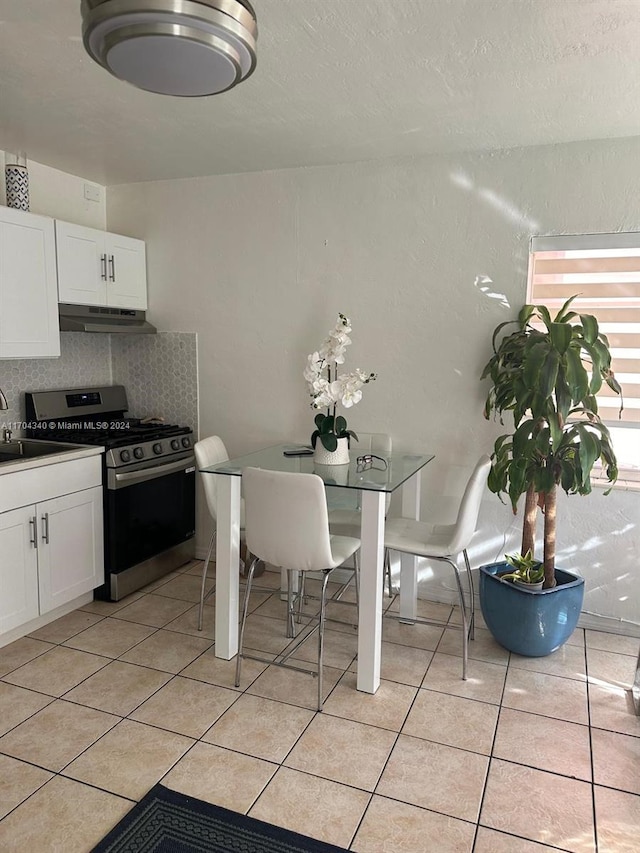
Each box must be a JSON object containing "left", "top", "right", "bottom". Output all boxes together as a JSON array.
[
  {"left": 181, "top": 437, "right": 191, "bottom": 448},
  {"left": 153, "top": 442, "right": 163, "bottom": 455},
  {"left": 133, "top": 447, "right": 145, "bottom": 460},
  {"left": 120, "top": 449, "right": 131, "bottom": 463},
  {"left": 170, "top": 439, "right": 180, "bottom": 451}
]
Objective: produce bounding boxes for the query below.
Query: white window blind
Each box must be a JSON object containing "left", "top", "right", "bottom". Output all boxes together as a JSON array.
[{"left": 528, "top": 233, "right": 640, "bottom": 427}]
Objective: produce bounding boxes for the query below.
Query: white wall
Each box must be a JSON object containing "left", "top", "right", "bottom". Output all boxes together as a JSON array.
[
  {"left": 107, "top": 136, "right": 640, "bottom": 634},
  {"left": 1, "top": 151, "right": 105, "bottom": 229}
]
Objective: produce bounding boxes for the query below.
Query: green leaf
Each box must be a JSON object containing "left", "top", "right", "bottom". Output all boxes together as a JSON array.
[
  {"left": 507, "top": 459, "right": 528, "bottom": 510},
  {"left": 577, "top": 425, "right": 600, "bottom": 485},
  {"left": 491, "top": 321, "right": 520, "bottom": 353},
  {"left": 539, "top": 348, "right": 561, "bottom": 399},
  {"left": 579, "top": 314, "right": 599, "bottom": 344},
  {"left": 548, "top": 410, "right": 563, "bottom": 450},
  {"left": 523, "top": 341, "right": 550, "bottom": 388},
  {"left": 314, "top": 413, "right": 325, "bottom": 429},
  {"left": 534, "top": 304, "right": 553, "bottom": 330},
  {"left": 517, "top": 305, "right": 535, "bottom": 326},
  {"left": 310, "top": 430, "right": 320, "bottom": 448},
  {"left": 560, "top": 459, "right": 577, "bottom": 492},
  {"left": 565, "top": 346, "right": 589, "bottom": 402},
  {"left": 335, "top": 415, "right": 347, "bottom": 435},
  {"left": 320, "top": 415, "right": 334, "bottom": 434},
  {"left": 535, "top": 427, "right": 551, "bottom": 456},
  {"left": 555, "top": 363, "right": 571, "bottom": 422},
  {"left": 320, "top": 432, "right": 338, "bottom": 452},
  {"left": 534, "top": 463, "right": 556, "bottom": 494},
  {"left": 554, "top": 295, "right": 578, "bottom": 322},
  {"left": 549, "top": 322, "right": 573, "bottom": 354},
  {"left": 512, "top": 420, "right": 535, "bottom": 456}
]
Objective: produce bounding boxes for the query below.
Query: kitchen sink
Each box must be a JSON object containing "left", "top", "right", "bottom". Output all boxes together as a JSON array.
[{"left": 0, "top": 440, "right": 78, "bottom": 464}]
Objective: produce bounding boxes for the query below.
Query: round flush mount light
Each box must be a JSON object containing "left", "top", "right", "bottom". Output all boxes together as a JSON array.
[{"left": 81, "top": 0, "right": 258, "bottom": 97}]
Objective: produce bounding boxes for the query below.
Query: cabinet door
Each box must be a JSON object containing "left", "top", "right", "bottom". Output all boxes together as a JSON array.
[
  {"left": 106, "top": 233, "right": 147, "bottom": 310},
  {"left": 0, "top": 208, "right": 60, "bottom": 358},
  {"left": 55, "top": 220, "right": 107, "bottom": 306},
  {"left": 38, "top": 486, "right": 104, "bottom": 614},
  {"left": 0, "top": 506, "right": 39, "bottom": 632}
]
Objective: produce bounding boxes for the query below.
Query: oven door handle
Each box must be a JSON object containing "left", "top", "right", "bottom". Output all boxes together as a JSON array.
[{"left": 111, "top": 456, "right": 195, "bottom": 489}]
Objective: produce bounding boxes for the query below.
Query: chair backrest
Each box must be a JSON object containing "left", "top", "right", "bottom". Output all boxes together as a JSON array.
[
  {"left": 194, "top": 435, "right": 230, "bottom": 523},
  {"left": 243, "top": 467, "right": 335, "bottom": 571},
  {"left": 353, "top": 432, "right": 392, "bottom": 455},
  {"left": 448, "top": 455, "right": 492, "bottom": 554}
]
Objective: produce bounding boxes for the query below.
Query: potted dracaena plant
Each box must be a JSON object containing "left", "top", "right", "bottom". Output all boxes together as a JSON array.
[
  {"left": 304, "top": 313, "right": 376, "bottom": 465},
  {"left": 478, "top": 295, "right": 622, "bottom": 656}
]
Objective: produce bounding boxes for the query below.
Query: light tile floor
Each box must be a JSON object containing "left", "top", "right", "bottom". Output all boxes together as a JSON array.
[{"left": 0, "top": 559, "right": 638, "bottom": 852}]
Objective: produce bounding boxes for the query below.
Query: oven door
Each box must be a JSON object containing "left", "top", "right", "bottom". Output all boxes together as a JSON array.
[{"left": 106, "top": 455, "right": 196, "bottom": 574}]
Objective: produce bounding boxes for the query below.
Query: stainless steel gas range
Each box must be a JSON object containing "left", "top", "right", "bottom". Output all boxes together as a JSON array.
[{"left": 25, "top": 385, "right": 196, "bottom": 600}]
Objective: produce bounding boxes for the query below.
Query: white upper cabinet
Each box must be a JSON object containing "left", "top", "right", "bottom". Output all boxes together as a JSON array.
[
  {"left": 56, "top": 220, "right": 147, "bottom": 310},
  {"left": 0, "top": 206, "right": 60, "bottom": 358}
]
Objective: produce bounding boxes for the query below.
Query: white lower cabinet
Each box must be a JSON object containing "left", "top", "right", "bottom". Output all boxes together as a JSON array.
[
  {"left": 0, "top": 455, "right": 104, "bottom": 637},
  {"left": 0, "top": 506, "right": 40, "bottom": 632},
  {"left": 37, "top": 486, "right": 103, "bottom": 614}
]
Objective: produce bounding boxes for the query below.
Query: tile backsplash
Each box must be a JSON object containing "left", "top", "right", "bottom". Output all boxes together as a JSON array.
[
  {"left": 0, "top": 331, "right": 198, "bottom": 435},
  {"left": 0, "top": 333, "right": 112, "bottom": 434},
  {"left": 111, "top": 333, "right": 198, "bottom": 434}
]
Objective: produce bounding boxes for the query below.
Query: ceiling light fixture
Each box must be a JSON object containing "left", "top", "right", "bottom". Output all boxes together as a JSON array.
[{"left": 81, "top": 0, "right": 258, "bottom": 97}]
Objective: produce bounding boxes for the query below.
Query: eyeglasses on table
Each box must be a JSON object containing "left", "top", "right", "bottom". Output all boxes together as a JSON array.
[{"left": 356, "top": 454, "right": 388, "bottom": 472}]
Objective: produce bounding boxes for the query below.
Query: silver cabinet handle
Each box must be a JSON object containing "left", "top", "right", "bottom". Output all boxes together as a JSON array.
[
  {"left": 29, "top": 516, "right": 38, "bottom": 549},
  {"left": 100, "top": 254, "right": 108, "bottom": 281},
  {"left": 41, "top": 512, "right": 50, "bottom": 545},
  {"left": 108, "top": 255, "right": 116, "bottom": 281}
]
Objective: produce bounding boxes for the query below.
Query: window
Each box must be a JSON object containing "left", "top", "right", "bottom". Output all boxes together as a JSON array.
[{"left": 527, "top": 232, "right": 640, "bottom": 481}]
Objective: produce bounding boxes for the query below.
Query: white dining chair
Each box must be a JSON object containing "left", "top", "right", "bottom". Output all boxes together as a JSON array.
[
  {"left": 327, "top": 432, "right": 393, "bottom": 598},
  {"left": 235, "top": 467, "right": 360, "bottom": 711},
  {"left": 194, "top": 435, "right": 246, "bottom": 632},
  {"left": 383, "top": 455, "right": 491, "bottom": 680}
]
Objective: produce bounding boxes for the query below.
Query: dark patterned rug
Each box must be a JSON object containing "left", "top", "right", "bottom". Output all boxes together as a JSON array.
[{"left": 91, "top": 784, "right": 350, "bottom": 852}]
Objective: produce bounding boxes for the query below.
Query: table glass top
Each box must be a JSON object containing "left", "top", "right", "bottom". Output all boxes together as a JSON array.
[{"left": 201, "top": 444, "right": 434, "bottom": 493}]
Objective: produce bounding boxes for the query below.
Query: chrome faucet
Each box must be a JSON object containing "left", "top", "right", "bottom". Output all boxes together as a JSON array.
[{"left": 0, "top": 387, "right": 7, "bottom": 410}]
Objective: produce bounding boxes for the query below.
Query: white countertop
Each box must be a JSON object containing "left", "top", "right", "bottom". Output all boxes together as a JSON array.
[{"left": 0, "top": 441, "right": 104, "bottom": 475}]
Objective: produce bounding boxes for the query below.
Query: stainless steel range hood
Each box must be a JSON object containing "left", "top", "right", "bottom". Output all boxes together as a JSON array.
[{"left": 59, "top": 304, "right": 157, "bottom": 334}]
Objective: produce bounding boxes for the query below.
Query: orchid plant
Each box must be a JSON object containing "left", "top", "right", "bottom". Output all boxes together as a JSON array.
[{"left": 304, "top": 313, "right": 376, "bottom": 452}]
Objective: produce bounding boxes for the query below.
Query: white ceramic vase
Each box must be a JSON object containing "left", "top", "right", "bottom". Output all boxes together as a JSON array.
[
  {"left": 313, "top": 436, "right": 350, "bottom": 465},
  {"left": 313, "top": 462, "right": 350, "bottom": 485},
  {"left": 5, "top": 153, "right": 29, "bottom": 211}
]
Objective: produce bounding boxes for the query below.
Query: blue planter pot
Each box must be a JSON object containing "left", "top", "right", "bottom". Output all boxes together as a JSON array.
[{"left": 479, "top": 562, "right": 585, "bottom": 657}]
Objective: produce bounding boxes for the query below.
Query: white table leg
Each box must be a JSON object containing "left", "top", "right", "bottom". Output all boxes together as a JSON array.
[
  {"left": 214, "top": 475, "right": 241, "bottom": 660},
  {"left": 357, "top": 490, "right": 385, "bottom": 694},
  {"left": 399, "top": 471, "right": 421, "bottom": 623}
]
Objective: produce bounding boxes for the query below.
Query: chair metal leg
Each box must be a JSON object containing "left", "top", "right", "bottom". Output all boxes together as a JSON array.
[
  {"left": 297, "top": 572, "right": 305, "bottom": 623},
  {"left": 286, "top": 569, "right": 297, "bottom": 639},
  {"left": 462, "top": 549, "right": 475, "bottom": 641},
  {"left": 317, "top": 571, "right": 331, "bottom": 712},
  {"left": 446, "top": 556, "right": 468, "bottom": 680},
  {"left": 198, "top": 529, "right": 216, "bottom": 631},
  {"left": 384, "top": 548, "right": 393, "bottom": 598},
  {"left": 354, "top": 550, "right": 360, "bottom": 605},
  {"left": 235, "top": 556, "right": 259, "bottom": 688}
]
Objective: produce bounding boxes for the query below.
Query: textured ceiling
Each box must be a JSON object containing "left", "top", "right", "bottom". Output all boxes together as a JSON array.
[{"left": 0, "top": 0, "right": 639, "bottom": 186}]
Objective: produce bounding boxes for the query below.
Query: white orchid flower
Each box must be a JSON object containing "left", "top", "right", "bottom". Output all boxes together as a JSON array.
[
  {"left": 305, "top": 315, "right": 376, "bottom": 448},
  {"left": 303, "top": 351, "right": 323, "bottom": 384}
]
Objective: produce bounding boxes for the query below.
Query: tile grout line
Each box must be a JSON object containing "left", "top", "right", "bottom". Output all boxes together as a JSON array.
[
  {"left": 584, "top": 635, "right": 600, "bottom": 853},
  {"left": 471, "top": 636, "right": 510, "bottom": 852}
]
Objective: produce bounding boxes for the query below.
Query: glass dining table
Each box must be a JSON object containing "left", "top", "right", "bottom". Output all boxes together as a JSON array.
[{"left": 202, "top": 444, "right": 434, "bottom": 694}]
